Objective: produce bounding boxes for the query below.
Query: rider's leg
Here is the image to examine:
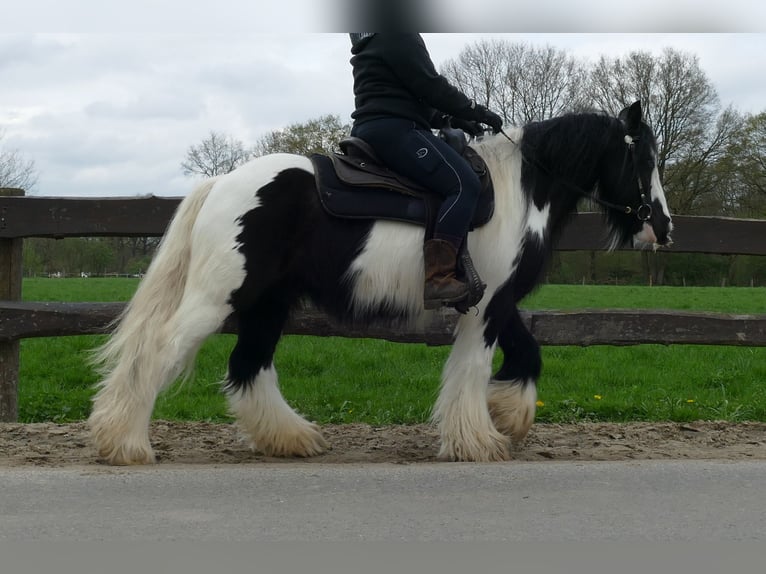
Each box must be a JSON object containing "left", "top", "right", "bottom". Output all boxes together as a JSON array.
[{"left": 351, "top": 118, "right": 482, "bottom": 308}]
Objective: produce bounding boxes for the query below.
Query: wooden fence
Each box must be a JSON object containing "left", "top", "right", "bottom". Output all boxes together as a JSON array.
[{"left": 2, "top": 188, "right": 766, "bottom": 421}]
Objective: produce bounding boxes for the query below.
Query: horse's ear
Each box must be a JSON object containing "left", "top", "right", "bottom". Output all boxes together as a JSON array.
[{"left": 618, "top": 100, "right": 642, "bottom": 132}]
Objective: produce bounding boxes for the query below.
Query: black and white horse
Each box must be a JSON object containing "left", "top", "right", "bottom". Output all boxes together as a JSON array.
[{"left": 89, "top": 101, "right": 672, "bottom": 464}]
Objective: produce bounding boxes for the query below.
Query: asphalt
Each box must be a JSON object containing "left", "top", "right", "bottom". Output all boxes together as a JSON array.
[{"left": 1, "top": 459, "right": 765, "bottom": 542}]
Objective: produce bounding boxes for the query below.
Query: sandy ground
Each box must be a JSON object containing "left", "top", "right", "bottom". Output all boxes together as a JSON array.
[{"left": 2, "top": 420, "right": 766, "bottom": 467}]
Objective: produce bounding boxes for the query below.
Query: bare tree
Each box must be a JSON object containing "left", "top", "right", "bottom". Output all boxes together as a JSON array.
[
  {"left": 441, "top": 40, "right": 588, "bottom": 125},
  {"left": 664, "top": 106, "right": 745, "bottom": 214},
  {"left": 0, "top": 130, "right": 38, "bottom": 191},
  {"left": 585, "top": 48, "right": 738, "bottom": 215},
  {"left": 252, "top": 114, "right": 350, "bottom": 157},
  {"left": 181, "top": 131, "right": 252, "bottom": 177},
  {"left": 738, "top": 113, "right": 766, "bottom": 200},
  {"left": 717, "top": 111, "right": 766, "bottom": 217},
  {"left": 441, "top": 40, "right": 509, "bottom": 112},
  {"left": 586, "top": 49, "right": 718, "bottom": 169},
  {"left": 506, "top": 44, "right": 589, "bottom": 123}
]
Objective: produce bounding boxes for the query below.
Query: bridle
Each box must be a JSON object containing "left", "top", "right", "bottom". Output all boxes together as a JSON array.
[
  {"left": 620, "top": 133, "right": 653, "bottom": 222},
  {"left": 496, "top": 128, "right": 654, "bottom": 222}
]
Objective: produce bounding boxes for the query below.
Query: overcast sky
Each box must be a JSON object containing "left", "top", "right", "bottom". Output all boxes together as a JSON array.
[{"left": 1, "top": 3, "right": 765, "bottom": 197}]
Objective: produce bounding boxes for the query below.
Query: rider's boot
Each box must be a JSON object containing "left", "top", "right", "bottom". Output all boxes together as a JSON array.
[{"left": 423, "top": 238, "right": 470, "bottom": 310}]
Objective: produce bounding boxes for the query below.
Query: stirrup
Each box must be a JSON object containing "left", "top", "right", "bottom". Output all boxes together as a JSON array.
[
  {"left": 423, "top": 282, "right": 470, "bottom": 310},
  {"left": 453, "top": 249, "right": 486, "bottom": 314}
]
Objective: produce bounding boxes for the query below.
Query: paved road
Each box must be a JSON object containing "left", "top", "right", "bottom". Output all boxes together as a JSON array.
[{"left": 1, "top": 460, "right": 764, "bottom": 541}]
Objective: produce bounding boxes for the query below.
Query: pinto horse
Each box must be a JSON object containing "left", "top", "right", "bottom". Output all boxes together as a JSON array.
[{"left": 89, "top": 101, "right": 672, "bottom": 464}]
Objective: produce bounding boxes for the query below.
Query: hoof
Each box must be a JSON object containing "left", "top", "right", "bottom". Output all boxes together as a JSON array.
[
  {"left": 487, "top": 381, "right": 537, "bottom": 443},
  {"left": 437, "top": 430, "right": 510, "bottom": 462},
  {"left": 90, "top": 416, "right": 156, "bottom": 465},
  {"left": 248, "top": 422, "right": 329, "bottom": 458},
  {"left": 95, "top": 439, "right": 156, "bottom": 466}
]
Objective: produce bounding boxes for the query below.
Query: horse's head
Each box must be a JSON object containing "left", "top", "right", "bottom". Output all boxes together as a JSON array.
[{"left": 600, "top": 101, "right": 673, "bottom": 250}]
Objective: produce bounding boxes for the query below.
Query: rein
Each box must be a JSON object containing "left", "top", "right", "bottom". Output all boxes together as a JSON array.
[{"left": 496, "top": 128, "right": 653, "bottom": 222}]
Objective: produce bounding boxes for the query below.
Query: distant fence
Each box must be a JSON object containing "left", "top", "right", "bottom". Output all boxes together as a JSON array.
[{"left": 2, "top": 189, "right": 766, "bottom": 421}]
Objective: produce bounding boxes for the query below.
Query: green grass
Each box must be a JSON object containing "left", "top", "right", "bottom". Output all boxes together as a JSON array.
[
  {"left": 520, "top": 284, "right": 765, "bottom": 313},
  {"left": 17, "top": 278, "right": 766, "bottom": 424},
  {"left": 21, "top": 277, "right": 141, "bottom": 302}
]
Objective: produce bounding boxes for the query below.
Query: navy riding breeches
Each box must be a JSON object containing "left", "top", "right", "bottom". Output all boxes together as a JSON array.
[{"left": 351, "top": 117, "right": 482, "bottom": 245}]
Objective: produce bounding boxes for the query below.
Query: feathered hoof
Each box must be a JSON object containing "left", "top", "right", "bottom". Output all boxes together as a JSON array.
[
  {"left": 249, "top": 422, "right": 329, "bottom": 458},
  {"left": 89, "top": 416, "right": 156, "bottom": 465},
  {"left": 93, "top": 435, "right": 156, "bottom": 465},
  {"left": 437, "top": 430, "right": 511, "bottom": 462},
  {"left": 487, "top": 381, "right": 537, "bottom": 444}
]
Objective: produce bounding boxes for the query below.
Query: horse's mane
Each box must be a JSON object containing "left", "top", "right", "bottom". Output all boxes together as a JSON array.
[
  {"left": 520, "top": 111, "right": 619, "bottom": 178},
  {"left": 473, "top": 110, "right": 635, "bottom": 250}
]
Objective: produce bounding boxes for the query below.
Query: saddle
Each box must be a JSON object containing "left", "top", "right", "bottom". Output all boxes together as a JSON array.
[
  {"left": 309, "top": 128, "right": 494, "bottom": 312},
  {"left": 310, "top": 128, "right": 494, "bottom": 236}
]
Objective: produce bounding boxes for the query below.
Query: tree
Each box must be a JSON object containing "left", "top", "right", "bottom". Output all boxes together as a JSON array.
[
  {"left": 181, "top": 131, "right": 252, "bottom": 177},
  {"left": 662, "top": 106, "right": 745, "bottom": 215},
  {"left": 441, "top": 40, "right": 589, "bottom": 125},
  {"left": 584, "top": 48, "right": 747, "bottom": 284},
  {"left": 723, "top": 112, "right": 766, "bottom": 217},
  {"left": 252, "top": 114, "right": 351, "bottom": 157},
  {"left": 584, "top": 48, "right": 739, "bottom": 214},
  {"left": 441, "top": 40, "right": 509, "bottom": 112},
  {"left": 0, "top": 130, "right": 38, "bottom": 190}
]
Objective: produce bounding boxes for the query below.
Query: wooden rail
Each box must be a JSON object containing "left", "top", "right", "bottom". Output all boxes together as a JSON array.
[
  {"left": 2, "top": 195, "right": 766, "bottom": 255},
  {"left": 1, "top": 193, "right": 765, "bottom": 421},
  {"left": 1, "top": 301, "right": 765, "bottom": 347}
]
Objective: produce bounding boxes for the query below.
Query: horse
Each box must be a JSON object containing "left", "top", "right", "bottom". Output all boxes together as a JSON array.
[{"left": 88, "top": 101, "right": 673, "bottom": 465}]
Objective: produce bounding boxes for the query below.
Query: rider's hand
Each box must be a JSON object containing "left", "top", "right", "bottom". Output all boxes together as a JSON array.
[
  {"left": 449, "top": 117, "right": 483, "bottom": 137},
  {"left": 476, "top": 105, "right": 503, "bottom": 134}
]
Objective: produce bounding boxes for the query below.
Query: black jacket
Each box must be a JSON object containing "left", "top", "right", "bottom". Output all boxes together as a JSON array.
[{"left": 350, "top": 34, "right": 482, "bottom": 129}]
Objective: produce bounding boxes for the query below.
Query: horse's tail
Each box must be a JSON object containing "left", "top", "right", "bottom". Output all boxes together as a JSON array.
[
  {"left": 91, "top": 178, "right": 218, "bottom": 380},
  {"left": 89, "top": 177, "right": 226, "bottom": 464}
]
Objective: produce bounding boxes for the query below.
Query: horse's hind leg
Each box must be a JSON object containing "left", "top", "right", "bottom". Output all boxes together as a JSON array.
[
  {"left": 487, "top": 307, "right": 539, "bottom": 443},
  {"left": 90, "top": 294, "right": 230, "bottom": 465},
  {"left": 226, "top": 291, "right": 327, "bottom": 457}
]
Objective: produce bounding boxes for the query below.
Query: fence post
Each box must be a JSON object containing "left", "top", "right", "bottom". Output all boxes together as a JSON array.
[{"left": 0, "top": 188, "right": 24, "bottom": 422}]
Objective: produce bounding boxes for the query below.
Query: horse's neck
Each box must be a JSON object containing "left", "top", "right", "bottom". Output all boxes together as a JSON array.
[
  {"left": 523, "top": 115, "right": 617, "bottom": 214},
  {"left": 475, "top": 117, "right": 616, "bottom": 240}
]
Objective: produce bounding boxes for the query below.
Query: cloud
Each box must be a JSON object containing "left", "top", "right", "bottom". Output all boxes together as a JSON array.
[
  {"left": 3, "top": 1, "right": 327, "bottom": 33},
  {"left": 4, "top": 0, "right": 766, "bottom": 33},
  {"left": 85, "top": 95, "right": 203, "bottom": 122},
  {"left": 2, "top": 32, "right": 764, "bottom": 198},
  {"left": 0, "top": 34, "right": 354, "bottom": 196}
]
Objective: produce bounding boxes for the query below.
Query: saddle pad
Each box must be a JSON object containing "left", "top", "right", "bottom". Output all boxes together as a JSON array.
[{"left": 310, "top": 154, "right": 494, "bottom": 229}]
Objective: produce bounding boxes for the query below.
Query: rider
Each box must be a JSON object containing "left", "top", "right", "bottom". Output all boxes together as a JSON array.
[{"left": 348, "top": 33, "right": 503, "bottom": 309}]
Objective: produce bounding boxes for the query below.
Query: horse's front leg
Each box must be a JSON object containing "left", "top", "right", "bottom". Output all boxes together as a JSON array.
[
  {"left": 432, "top": 316, "right": 510, "bottom": 462},
  {"left": 487, "top": 307, "right": 539, "bottom": 443}
]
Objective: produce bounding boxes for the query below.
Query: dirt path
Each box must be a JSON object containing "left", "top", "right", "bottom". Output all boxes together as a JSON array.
[{"left": 2, "top": 420, "right": 766, "bottom": 467}]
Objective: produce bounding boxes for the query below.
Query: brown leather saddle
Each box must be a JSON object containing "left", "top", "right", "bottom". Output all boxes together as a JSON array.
[{"left": 309, "top": 128, "right": 494, "bottom": 236}]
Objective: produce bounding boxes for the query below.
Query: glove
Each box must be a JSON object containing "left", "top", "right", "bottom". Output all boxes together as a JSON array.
[
  {"left": 449, "top": 117, "right": 483, "bottom": 137},
  {"left": 430, "top": 112, "right": 449, "bottom": 130},
  {"left": 476, "top": 105, "right": 503, "bottom": 134}
]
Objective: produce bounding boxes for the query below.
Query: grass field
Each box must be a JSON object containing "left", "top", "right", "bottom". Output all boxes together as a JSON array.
[{"left": 17, "top": 278, "right": 766, "bottom": 424}]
